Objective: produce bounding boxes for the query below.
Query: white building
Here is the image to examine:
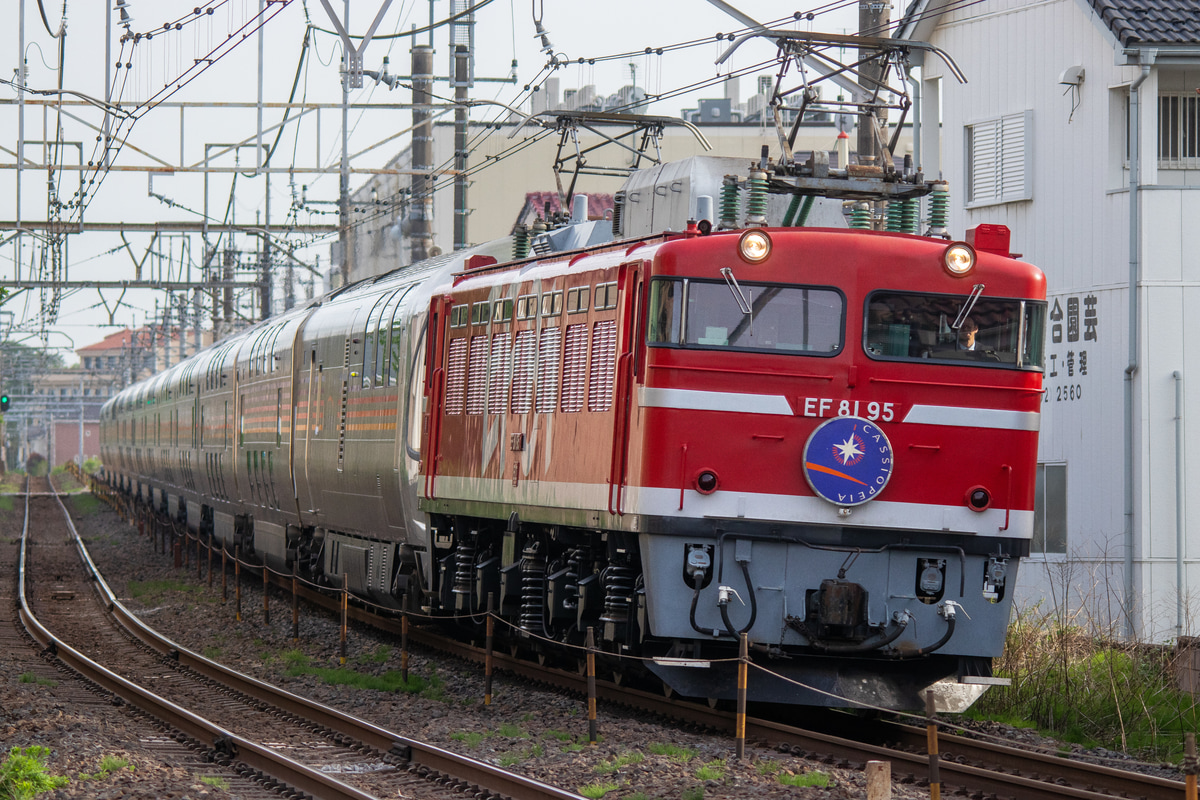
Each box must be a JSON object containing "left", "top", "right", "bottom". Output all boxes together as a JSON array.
[{"left": 900, "top": 0, "right": 1200, "bottom": 642}]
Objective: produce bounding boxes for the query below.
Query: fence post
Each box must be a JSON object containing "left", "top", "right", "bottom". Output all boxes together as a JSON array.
[
  {"left": 221, "top": 545, "right": 227, "bottom": 602},
  {"left": 866, "top": 760, "right": 891, "bottom": 800},
  {"left": 292, "top": 568, "right": 300, "bottom": 643},
  {"left": 235, "top": 545, "right": 242, "bottom": 622},
  {"left": 263, "top": 564, "right": 270, "bottom": 625},
  {"left": 400, "top": 599, "right": 409, "bottom": 684},
  {"left": 484, "top": 593, "right": 495, "bottom": 706},
  {"left": 586, "top": 627, "right": 597, "bottom": 744},
  {"left": 1186, "top": 732, "right": 1196, "bottom": 800},
  {"left": 925, "top": 692, "right": 941, "bottom": 800},
  {"left": 339, "top": 573, "right": 348, "bottom": 665},
  {"left": 736, "top": 632, "right": 748, "bottom": 760}
]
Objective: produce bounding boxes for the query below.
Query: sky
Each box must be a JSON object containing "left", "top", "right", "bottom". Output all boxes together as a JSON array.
[{"left": 1, "top": 0, "right": 865, "bottom": 361}]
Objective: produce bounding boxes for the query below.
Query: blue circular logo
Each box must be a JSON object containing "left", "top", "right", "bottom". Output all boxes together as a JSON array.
[{"left": 803, "top": 416, "right": 894, "bottom": 506}]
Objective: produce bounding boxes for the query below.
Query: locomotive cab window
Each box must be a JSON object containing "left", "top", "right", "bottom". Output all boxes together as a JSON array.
[
  {"left": 647, "top": 277, "right": 843, "bottom": 355},
  {"left": 865, "top": 291, "right": 1046, "bottom": 369}
]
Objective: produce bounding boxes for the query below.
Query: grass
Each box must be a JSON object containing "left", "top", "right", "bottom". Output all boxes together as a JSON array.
[
  {"left": 354, "top": 645, "right": 392, "bottom": 665},
  {"left": 66, "top": 494, "right": 103, "bottom": 515},
  {"left": 128, "top": 579, "right": 198, "bottom": 600},
  {"left": 593, "top": 752, "right": 643, "bottom": 774},
  {"left": 647, "top": 742, "right": 695, "bottom": 762},
  {"left": 200, "top": 775, "right": 229, "bottom": 790},
  {"left": 0, "top": 496, "right": 12, "bottom": 513},
  {"left": 680, "top": 786, "right": 704, "bottom": 800},
  {"left": 450, "top": 732, "right": 485, "bottom": 748},
  {"left": 778, "top": 771, "right": 830, "bottom": 788},
  {"left": 496, "top": 722, "right": 527, "bottom": 739},
  {"left": 968, "top": 602, "right": 1200, "bottom": 761},
  {"left": 0, "top": 746, "right": 70, "bottom": 800},
  {"left": 277, "top": 649, "right": 441, "bottom": 695},
  {"left": 18, "top": 673, "right": 56, "bottom": 688},
  {"left": 202, "top": 646, "right": 222, "bottom": 660},
  {"left": 78, "top": 755, "right": 130, "bottom": 781},
  {"left": 578, "top": 781, "right": 619, "bottom": 798},
  {"left": 694, "top": 760, "right": 724, "bottom": 781}
]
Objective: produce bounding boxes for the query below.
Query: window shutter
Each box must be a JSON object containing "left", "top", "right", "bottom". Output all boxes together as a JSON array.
[
  {"left": 587, "top": 320, "right": 617, "bottom": 412},
  {"left": 966, "top": 110, "right": 1031, "bottom": 206}
]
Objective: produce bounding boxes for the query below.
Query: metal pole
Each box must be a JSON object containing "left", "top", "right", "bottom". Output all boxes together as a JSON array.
[
  {"left": 263, "top": 563, "right": 270, "bottom": 624},
  {"left": 410, "top": 44, "right": 434, "bottom": 263},
  {"left": 292, "top": 570, "right": 300, "bottom": 643},
  {"left": 736, "top": 632, "right": 747, "bottom": 760},
  {"left": 340, "top": 573, "right": 348, "bottom": 664},
  {"left": 856, "top": 0, "right": 891, "bottom": 169},
  {"left": 339, "top": 0, "right": 352, "bottom": 286},
  {"left": 586, "top": 627, "right": 597, "bottom": 744},
  {"left": 484, "top": 592, "right": 494, "bottom": 705},
  {"left": 400, "top": 604, "right": 409, "bottom": 683},
  {"left": 453, "top": 45, "right": 470, "bottom": 251},
  {"left": 925, "top": 692, "right": 941, "bottom": 800},
  {"left": 236, "top": 545, "right": 242, "bottom": 622}
]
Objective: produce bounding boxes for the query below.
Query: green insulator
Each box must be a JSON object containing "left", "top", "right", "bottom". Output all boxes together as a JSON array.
[
  {"left": 926, "top": 182, "right": 950, "bottom": 237},
  {"left": 719, "top": 175, "right": 740, "bottom": 230},
  {"left": 513, "top": 224, "right": 530, "bottom": 259},
  {"left": 849, "top": 202, "right": 873, "bottom": 230},
  {"left": 902, "top": 198, "right": 920, "bottom": 234},
  {"left": 744, "top": 168, "right": 768, "bottom": 226},
  {"left": 886, "top": 200, "right": 906, "bottom": 232}
]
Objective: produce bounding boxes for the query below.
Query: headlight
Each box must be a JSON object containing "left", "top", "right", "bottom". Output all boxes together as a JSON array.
[
  {"left": 943, "top": 242, "right": 976, "bottom": 276},
  {"left": 738, "top": 229, "right": 772, "bottom": 263}
]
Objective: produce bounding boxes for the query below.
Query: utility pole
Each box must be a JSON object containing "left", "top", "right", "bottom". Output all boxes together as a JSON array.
[
  {"left": 410, "top": 43, "right": 435, "bottom": 263},
  {"left": 857, "top": 0, "right": 892, "bottom": 168},
  {"left": 453, "top": 44, "right": 470, "bottom": 251}
]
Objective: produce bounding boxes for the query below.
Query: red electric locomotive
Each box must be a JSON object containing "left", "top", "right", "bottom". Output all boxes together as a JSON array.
[{"left": 416, "top": 179, "right": 1044, "bottom": 709}]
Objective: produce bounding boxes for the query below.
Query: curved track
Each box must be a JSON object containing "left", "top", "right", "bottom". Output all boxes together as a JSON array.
[{"left": 19, "top": 475, "right": 583, "bottom": 800}]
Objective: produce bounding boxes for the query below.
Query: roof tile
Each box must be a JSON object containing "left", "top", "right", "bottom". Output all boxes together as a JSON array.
[{"left": 1089, "top": 0, "right": 1200, "bottom": 46}]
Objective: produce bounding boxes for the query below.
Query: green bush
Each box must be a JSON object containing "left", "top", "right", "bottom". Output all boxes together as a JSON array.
[{"left": 0, "top": 746, "right": 69, "bottom": 800}]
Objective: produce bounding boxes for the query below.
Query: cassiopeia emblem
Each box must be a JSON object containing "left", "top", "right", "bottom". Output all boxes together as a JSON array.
[{"left": 802, "top": 416, "right": 894, "bottom": 506}]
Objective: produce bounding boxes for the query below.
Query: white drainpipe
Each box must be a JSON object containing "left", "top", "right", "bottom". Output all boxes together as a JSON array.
[{"left": 1124, "top": 52, "right": 1154, "bottom": 639}]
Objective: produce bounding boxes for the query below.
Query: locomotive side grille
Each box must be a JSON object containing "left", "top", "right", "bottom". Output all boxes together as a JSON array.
[
  {"left": 535, "top": 327, "right": 561, "bottom": 413},
  {"left": 445, "top": 338, "right": 467, "bottom": 415},
  {"left": 466, "top": 335, "right": 488, "bottom": 415},
  {"left": 561, "top": 323, "right": 588, "bottom": 413},
  {"left": 510, "top": 329, "right": 537, "bottom": 413},
  {"left": 488, "top": 333, "right": 512, "bottom": 414},
  {"left": 587, "top": 320, "right": 617, "bottom": 412}
]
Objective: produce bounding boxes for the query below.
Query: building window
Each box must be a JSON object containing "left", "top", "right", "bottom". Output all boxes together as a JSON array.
[
  {"left": 965, "top": 110, "right": 1032, "bottom": 207},
  {"left": 1032, "top": 462, "right": 1067, "bottom": 555},
  {"left": 1159, "top": 93, "right": 1200, "bottom": 168}
]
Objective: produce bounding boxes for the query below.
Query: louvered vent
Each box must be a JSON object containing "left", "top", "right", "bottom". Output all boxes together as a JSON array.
[
  {"left": 588, "top": 320, "right": 617, "bottom": 411},
  {"left": 489, "top": 333, "right": 512, "bottom": 414},
  {"left": 561, "top": 324, "right": 588, "bottom": 413},
  {"left": 536, "top": 327, "right": 561, "bottom": 413},
  {"left": 511, "top": 330, "right": 536, "bottom": 413},
  {"left": 467, "top": 335, "right": 489, "bottom": 415},
  {"left": 445, "top": 338, "right": 467, "bottom": 415}
]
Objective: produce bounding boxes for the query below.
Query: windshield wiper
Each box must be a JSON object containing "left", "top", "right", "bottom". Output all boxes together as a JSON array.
[
  {"left": 720, "top": 267, "right": 752, "bottom": 314},
  {"left": 952, "top": 283, "right": 985, "bottom": 330}
]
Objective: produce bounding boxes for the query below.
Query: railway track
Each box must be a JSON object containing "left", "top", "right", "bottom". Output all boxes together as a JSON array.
[
  {"left": 75, "top": 477, "right": 1195, "bottom": 799},
  {"left": 18, "top": 475, "right": 583, "bottom": 800}
]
